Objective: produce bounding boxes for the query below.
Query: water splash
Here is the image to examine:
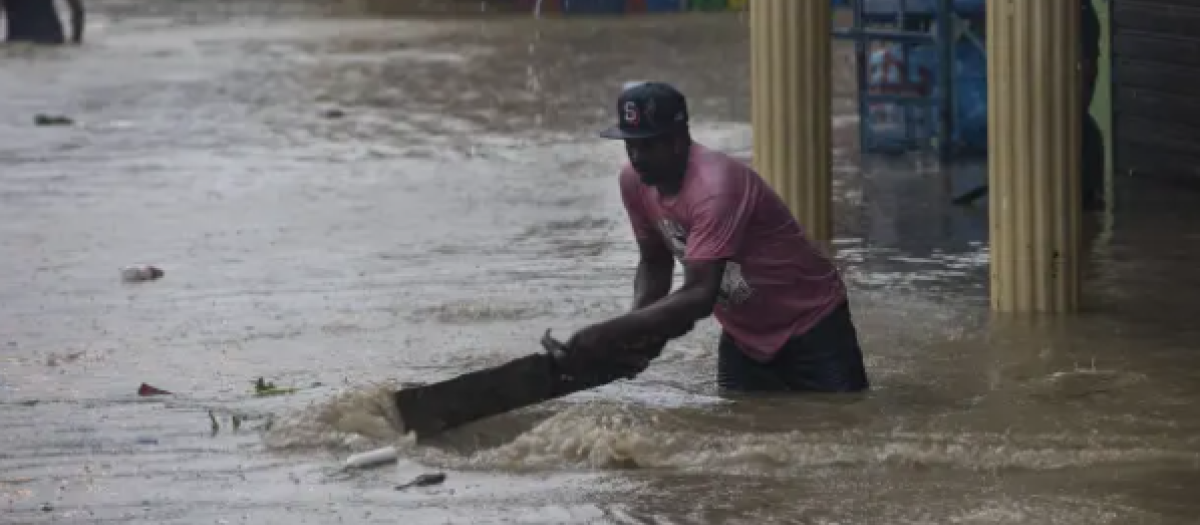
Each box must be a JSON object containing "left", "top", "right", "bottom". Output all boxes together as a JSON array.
[{"left": 261, "top": 388, "right": 1200, "bottom": 478}]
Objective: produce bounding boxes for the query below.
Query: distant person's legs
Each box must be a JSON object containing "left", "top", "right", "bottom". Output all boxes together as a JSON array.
[
  {"left": 1082, "top": 113, "right": 1105, "bottom": 211},
  {"left": 1080, "top": 1, "right": 1105, "bottom": 211},
  {"left": 3, "top": 0, "right": 67, "bottom": 44}
]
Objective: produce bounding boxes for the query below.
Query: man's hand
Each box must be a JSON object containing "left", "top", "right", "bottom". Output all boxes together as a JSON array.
[
  {"left": 561, "top": 319, "right": 694, "bottom": 378},
  {"left": 564, "top": 321, "right": 621, "bottom": 363},
  {"left": 566, "top": 332, "right": 665, "bottom": 379},
  {"left": 612, "top": 336, "right": 667, "bottom": 378},
  {"left": 558, "top": 255, "right": 716, "bottom": 377}
]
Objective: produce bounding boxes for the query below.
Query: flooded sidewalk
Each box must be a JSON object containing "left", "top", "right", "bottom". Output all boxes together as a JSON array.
[{"left": 2, "top": 2, "right": 1199, "bottom": 524}]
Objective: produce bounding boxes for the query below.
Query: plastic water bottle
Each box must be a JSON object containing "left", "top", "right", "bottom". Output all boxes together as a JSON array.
[
  {"left": 120, "top": 265, "right": 164, "bottom": 282},
  {"left": 344, "top": 446, "right": 398, "bottom": 469}
]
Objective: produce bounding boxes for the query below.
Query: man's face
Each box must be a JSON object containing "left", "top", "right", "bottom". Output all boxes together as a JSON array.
[{"left": 625, "top": 133, "right": 688, "bottom": 186}]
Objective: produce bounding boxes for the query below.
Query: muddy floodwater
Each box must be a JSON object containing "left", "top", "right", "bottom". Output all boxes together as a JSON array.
[{"left": 3, "top": 2, "right": 1200, "bottom": 524}]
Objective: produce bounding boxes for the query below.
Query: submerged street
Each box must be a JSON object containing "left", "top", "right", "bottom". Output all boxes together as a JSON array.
[{"left": 2, "top": 2, "right": 1199, "bottom": 523}]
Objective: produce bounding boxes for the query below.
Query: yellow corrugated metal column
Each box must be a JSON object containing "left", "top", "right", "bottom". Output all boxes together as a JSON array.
[
  {"left": 750, "top": 0, "right": 832, "bottom": 242},
  {"left": 988, "top": 0, "right": 1083, "bottom": 313}
]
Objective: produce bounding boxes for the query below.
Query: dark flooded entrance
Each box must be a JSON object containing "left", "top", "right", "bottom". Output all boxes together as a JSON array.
[{"left": 2, "top": 2, "right": 1198, "bottom": 523}]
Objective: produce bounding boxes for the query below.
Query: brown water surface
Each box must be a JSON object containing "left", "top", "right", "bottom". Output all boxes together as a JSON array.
[{"left": 2, "top": 2, "right": 1198, "bottom": 524}]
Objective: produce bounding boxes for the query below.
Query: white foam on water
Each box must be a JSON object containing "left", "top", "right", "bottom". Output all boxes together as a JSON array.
[
  {"left": 261, "top": 382, "right": 408, "bottom": 453},
  {"left": 260, "top": 385, "right": 1200, "bottom": 478},
  {"left": 456, "top": 407, "right": 1200, "bottom": 475}
]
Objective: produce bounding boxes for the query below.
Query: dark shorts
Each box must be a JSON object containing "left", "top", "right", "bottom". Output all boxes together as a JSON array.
[{"left": 717, "top": 301, "right": 869, "bottom": 393}]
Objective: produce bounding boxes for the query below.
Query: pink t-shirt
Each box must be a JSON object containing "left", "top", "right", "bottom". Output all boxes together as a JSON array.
[{"left": 619, "top": 143, "right": 846, "bottom": 361}]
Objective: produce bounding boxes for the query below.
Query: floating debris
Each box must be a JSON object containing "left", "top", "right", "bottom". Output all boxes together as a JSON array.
[
  {"left": 34, "top": 114, "right": 73, "bottom": 126},
  {"left": 344, "top": 446, "right": 398, "bottom": 469},
  {"left": 253, "top": 377, "right": 298, "bottom": 397},
  {"left": 395, "top": 472, "right": 446, "bottom": 491},
  {"left": 121, "top": 265, "right": 164, "bottom": 283},
  {"left": 137, "top": 383, "right": 172, "bottom": 396}
]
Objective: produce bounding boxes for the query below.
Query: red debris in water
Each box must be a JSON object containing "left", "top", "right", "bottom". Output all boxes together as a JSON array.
[{"left": 138, "top": 383, "right": 172, "bottom": 396}]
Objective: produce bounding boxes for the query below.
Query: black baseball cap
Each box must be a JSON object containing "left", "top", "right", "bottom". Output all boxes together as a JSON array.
[{"left": 598, "top": 81, "right": 690, "bottom": 140}]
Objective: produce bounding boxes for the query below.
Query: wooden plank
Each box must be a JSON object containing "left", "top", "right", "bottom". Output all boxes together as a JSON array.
[
  {"left": 1114, "top": 89, "right": 1200, "bottom": 127},
  {"left": 1113, "top": 62, "right": 1200, "bottom": 97},
  {"left": 1116, "top": 140, "right": 1200, "bottom": 184},
  {"left": 1117, "top": 115, "right": 1200, "bottom": 155},
  {"left": 1113, "top": 35, "right": 1200, "bottom": 68},
  {"left": 392, "top": 331, "right": 658, "bottom": 439},
  {"left": 1112, "top": 0, "right": 1200, "bottom": 183},
  {"left": 1113, "top": 1, "right": 1200, "bottom": 36}
]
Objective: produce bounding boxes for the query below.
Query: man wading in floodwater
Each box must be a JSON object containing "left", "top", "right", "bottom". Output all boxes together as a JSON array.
[
  {"left": 565, "top": 82, "right": 869, "bottom": 393},
  {"left": 2, "top": 0, "right": 84, "bottom": 45}
]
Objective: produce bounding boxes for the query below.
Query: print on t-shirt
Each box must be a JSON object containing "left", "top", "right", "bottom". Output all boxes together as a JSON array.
[{"left": 656, "top": 218, "right": 753, "bottom": 308}]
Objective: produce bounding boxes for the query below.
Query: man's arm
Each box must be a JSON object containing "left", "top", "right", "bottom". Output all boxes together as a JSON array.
[
  {"left": 569, "top": 167, "right": 753, "bottom": 362},
  {"left": 575, "top": 181, "right": 752, "bottom": 349},
  {"left": 591, "top": 257, "right": 723, "bottom": 343},
  {"left": 66, "top": 0, "right": 83, "bottom": 44},
  {"left": 632, "top": 238, "right": 674, "bottom": 311},
  {"left": 619, "top": 169, "right": 676, "bottom": 312}
]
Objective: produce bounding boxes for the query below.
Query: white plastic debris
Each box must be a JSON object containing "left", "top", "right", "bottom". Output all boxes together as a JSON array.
[{"left": 344, "top": 446, "right": 398, "bottom": 469}]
